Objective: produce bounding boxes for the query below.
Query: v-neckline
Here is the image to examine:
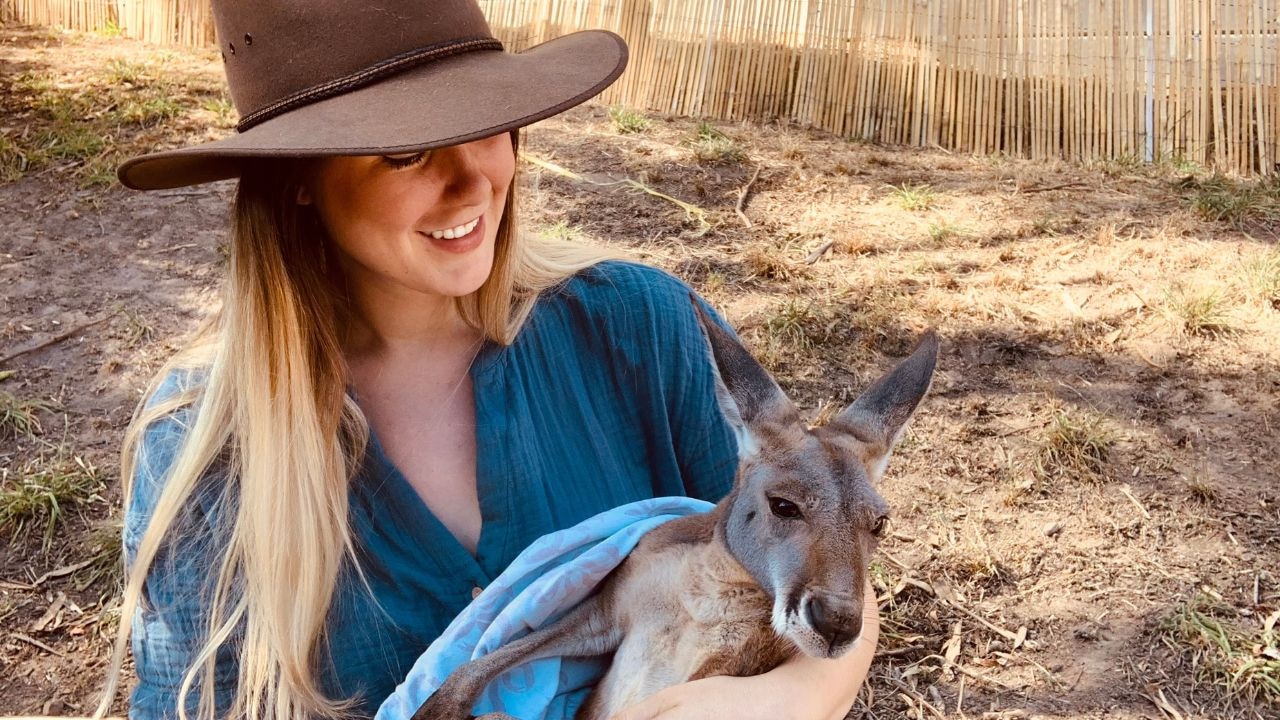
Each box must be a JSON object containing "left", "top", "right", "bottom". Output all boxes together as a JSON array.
[{"left": 358, "top": 336, "right": 508, "bottom": 585}]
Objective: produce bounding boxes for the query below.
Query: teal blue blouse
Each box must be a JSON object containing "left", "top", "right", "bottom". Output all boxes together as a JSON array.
[{"left": 124, "top": 261, "right": 739, "bottom": 718}]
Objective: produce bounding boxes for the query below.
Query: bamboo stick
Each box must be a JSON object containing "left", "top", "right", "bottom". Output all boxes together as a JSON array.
[{"left": 6, "top": 0, "right": 1276, "bottom": 175}]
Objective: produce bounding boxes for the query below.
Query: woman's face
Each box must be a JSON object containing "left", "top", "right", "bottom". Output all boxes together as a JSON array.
[{"left": 302, "top": 132, "right": 515, "bottom": 301}]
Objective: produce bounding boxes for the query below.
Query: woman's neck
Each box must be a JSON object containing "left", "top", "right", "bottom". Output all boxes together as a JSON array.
[{"left": 342, "top": 281, "right": 481, "bottom": 361}]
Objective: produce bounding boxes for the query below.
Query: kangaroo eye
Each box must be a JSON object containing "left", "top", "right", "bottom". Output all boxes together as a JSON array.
[
  {"left": 871, "top": 516, "right": 889, "bottom": 537},
  {"left": 768, "top": 497, "right": 802, "bottom": 519}
]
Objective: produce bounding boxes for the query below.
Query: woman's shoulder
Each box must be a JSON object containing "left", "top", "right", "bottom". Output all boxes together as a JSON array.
[
  {"left": 545, "top": 259, "right": 701, "bottom": 321},
  {"left": 137, "top": 367, "right": 205, "bottom": 446},
  {"left": 124, "top": 367, "right": 217, "bottom": 543}
]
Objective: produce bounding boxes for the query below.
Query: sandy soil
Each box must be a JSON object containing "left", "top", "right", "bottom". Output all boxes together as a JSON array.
[{"left": 2, "top": 22, "right": 1277, "bottom": 720}]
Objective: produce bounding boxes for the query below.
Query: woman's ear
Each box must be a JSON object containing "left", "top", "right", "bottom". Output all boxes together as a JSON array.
[{"left": 295, "top": 185, "right": 313, "bottom": 205}]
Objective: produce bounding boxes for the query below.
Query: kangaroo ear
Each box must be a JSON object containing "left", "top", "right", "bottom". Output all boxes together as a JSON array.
[
  {"left": 833, "top": 331, "right": 939, "bottom": 478},
  {"left": 692, "top": 297, "right": 795, "bottom": 458}
]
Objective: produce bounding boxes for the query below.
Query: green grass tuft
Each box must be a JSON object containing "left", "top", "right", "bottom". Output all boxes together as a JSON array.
[
  {"left": 608, "top": 105, "right": 651, "bottom": 135},
  {"left": 1160, "top": 591, "right": 1280, "bottom": 710},
  {"left": 0, "top": 134, "right": 33, "bottom": 183},
  {"left": 37, "top": 123, "right": 106, "bottom": 161},
  {"left": 113, "top": 93, "right": 184, "bottom": 126},
  {"left": 200, "top": 95, "right": 237, "bottom": 128},
  {"left": 0, "top": 391, "right": 52, "bottom": 438},
  {"left": 0, "top": 454, "right": 103, "bottom": 550},
  {"left": 685, "top": 121, "right": 745, "bottom": 163},
  {"left": 103, "top": 58, "right": 149, "bottom": 85},
  {"left": 95, "top": 19, "right": 124, "bottom": 38},
  {"left": 889, "top": 183, "right": 937, "bottom": 211},
  {"left": 927, "top": 221, "right": 965, "bottom": 246}
]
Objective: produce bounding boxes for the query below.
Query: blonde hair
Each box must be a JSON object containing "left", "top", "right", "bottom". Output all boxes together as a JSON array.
[{"left": 99, "top": 131, "right": 617, "bottom": 720}]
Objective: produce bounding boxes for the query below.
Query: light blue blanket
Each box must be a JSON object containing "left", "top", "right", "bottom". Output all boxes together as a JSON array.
[{"left": 375, "top": 497, "right": 715, "bottom": 720}]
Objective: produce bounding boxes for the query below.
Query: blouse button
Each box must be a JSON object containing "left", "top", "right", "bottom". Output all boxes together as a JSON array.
[{"left": 471, "top": 586, "right": 483, "bottom": 600}]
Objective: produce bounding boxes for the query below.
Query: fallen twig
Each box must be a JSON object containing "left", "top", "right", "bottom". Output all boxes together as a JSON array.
[
  {"left": 955, "top": 664, "right": 1019, "bottom": 691},
  {"left": 31, "top": 559, "right": 95, "bottom": 587},
  {"left": 521, "top": 152, "right": 711, "bottom": 235},
  {"left": 157, "top": 187, "right": 217, "bottom": 197},
  {"left": 30, "top": 592, "right": 66, "bottom": 633},
  {"left": 884, "top": 676, "right": 947, "bottom": 720},
  {"left": 941, "top": 596, "right": 1026, "bottom": 647},
  {"left": 157, "top": 242, "right": 199, "bottom": 254},
  {"left": 735, "top": 165, "right": 762, "bottom": 228},
  {"left": 1017, "top": 181, "right": 1089, "bottom": 195},
  {"left": 0, "top": 314, "right": 116, "bottom": 366},
  {"left": 803, "top": 240, "right": 835, "bottom": 265},
  {"left": 0, "top": 254, "right": 38, "bottom": 270},
  {"left": 1133, "top": 348, "right": 1166, "bottom": 370},
  {"left": 1118, "top": 485, "right": 1152, "bottom": 519},
  {"left": 876, "top": 644, "right": 930, "bottom": 659},
  {"left": 1139, "top": 685, "right": 1186, "bottom": 720},
  {"left": 8, "top": 632, "right": 66, "bottom": 657}
]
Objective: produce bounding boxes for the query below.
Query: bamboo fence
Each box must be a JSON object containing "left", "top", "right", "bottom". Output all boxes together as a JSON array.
[{"left": 3, "top": 0, "right": 1278, "bottom": 175}]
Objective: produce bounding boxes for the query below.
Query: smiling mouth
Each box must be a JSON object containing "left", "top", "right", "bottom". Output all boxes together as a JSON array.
[{"left": 426, "top": 216, "right": 480, "bottom": 240}]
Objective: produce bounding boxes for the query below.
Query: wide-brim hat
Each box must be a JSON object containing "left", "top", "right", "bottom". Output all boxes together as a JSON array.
[{"left": 117, "top": 0, "right": 627, "bottom": 190}]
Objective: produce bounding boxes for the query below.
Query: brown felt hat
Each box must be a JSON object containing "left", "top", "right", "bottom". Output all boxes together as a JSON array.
[{"left": 117, "top": 0, "right": 627, "bottom": 190}]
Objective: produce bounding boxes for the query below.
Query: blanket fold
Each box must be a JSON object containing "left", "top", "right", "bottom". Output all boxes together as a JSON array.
[{"left": 375, "top": 497, "right": 714, "bottom": 720}]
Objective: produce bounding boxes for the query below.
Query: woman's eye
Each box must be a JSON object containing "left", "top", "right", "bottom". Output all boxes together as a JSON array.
[
  {"left": 871, "top": 516, "right": 889, "bottom": 537},
  {"left": 381, "top": 150, "right": 430, "bottom": 169},
  {"left": 768, "top": 497, "right": 802, "bottom": 519}
]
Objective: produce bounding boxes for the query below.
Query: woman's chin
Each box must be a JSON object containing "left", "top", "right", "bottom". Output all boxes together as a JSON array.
[{"left": 423, "top": 263, "right": 495, "bottom": 299}]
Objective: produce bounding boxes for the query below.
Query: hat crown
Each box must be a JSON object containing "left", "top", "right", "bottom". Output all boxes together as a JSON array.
[{"left": 212, "top": 0, "right": 494, "bottom": 120}]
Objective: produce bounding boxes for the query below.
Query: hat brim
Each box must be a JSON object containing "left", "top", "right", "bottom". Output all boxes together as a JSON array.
[{"left": 118, "top": 30, "right": 627, "bottom": 190}]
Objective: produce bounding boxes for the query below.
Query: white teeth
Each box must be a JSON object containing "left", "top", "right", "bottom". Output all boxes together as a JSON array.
[{"left": 429, "top": 217, "right": 479, "bottom": 240}]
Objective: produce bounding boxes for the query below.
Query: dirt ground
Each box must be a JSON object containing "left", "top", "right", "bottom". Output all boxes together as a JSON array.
[{"left": 2, "top": 23, "right": 1278, "bottom": 720}]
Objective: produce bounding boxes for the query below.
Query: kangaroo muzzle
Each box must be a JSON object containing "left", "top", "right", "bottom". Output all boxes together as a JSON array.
[{"left": 803, "top": 591, "right": 863, "bottom": 654}]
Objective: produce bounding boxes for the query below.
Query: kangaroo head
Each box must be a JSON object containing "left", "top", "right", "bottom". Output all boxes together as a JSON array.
[{"left": 695, "top": 303, "right": 938, "bottom": 659}]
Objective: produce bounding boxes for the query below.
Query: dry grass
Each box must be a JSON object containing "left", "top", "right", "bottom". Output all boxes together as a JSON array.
[
  {"left": 1163, "top": 283, "right": 1236, "bottom": 337},
  {"left": 78, "top": 519, "right": 125, "bottom": 592},
  {"left": 1240, "top": 247, "right": 1280, "bottom": 310},
  {"left": 741, "top": 242, "right": 805, "bottom": 282},
  {"left": 4, "top": 25, "right": 1280, "bottom": 719},
  {"left": 121, "top": 308, "right": 155, "bottom": 348},
  {"left": 1182, "top": 175, "right": 1280, "bottom": 231},
  {"left": 1032, "top": 405, "right": 1115, "bottom": 487},
  {"left": 537, "top": 220, "right": 586, "bottom": 243},
  {"left": 0, "top": 41, "right": 229, "bottom": 188}
]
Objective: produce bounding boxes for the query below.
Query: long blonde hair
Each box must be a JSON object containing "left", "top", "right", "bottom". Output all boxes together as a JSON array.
[{"left": 99, "top": 131, "right": 615, "bottom": 720}]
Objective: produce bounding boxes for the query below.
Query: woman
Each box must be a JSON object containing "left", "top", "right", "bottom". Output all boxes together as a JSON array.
[{"left": 101, "top": 1, "right": 879, "bottom": 719}]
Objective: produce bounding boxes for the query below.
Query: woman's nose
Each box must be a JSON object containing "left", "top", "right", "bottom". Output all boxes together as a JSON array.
[{"left": 431, "top": 141, "right": 492, "bottom": 199}]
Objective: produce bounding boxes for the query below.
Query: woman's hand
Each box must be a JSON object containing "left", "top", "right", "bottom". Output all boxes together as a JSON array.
[
  {"left": 610, "top": 583, "right": 880, "bottom": 720},
  {"left": 608, "top": 673, "right": 797, "bottom": 720}
]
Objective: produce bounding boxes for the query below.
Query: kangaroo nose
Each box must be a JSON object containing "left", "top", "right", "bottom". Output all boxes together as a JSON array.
[{"left": 806, "top": 596, "right": 862, "bottom": 650}]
